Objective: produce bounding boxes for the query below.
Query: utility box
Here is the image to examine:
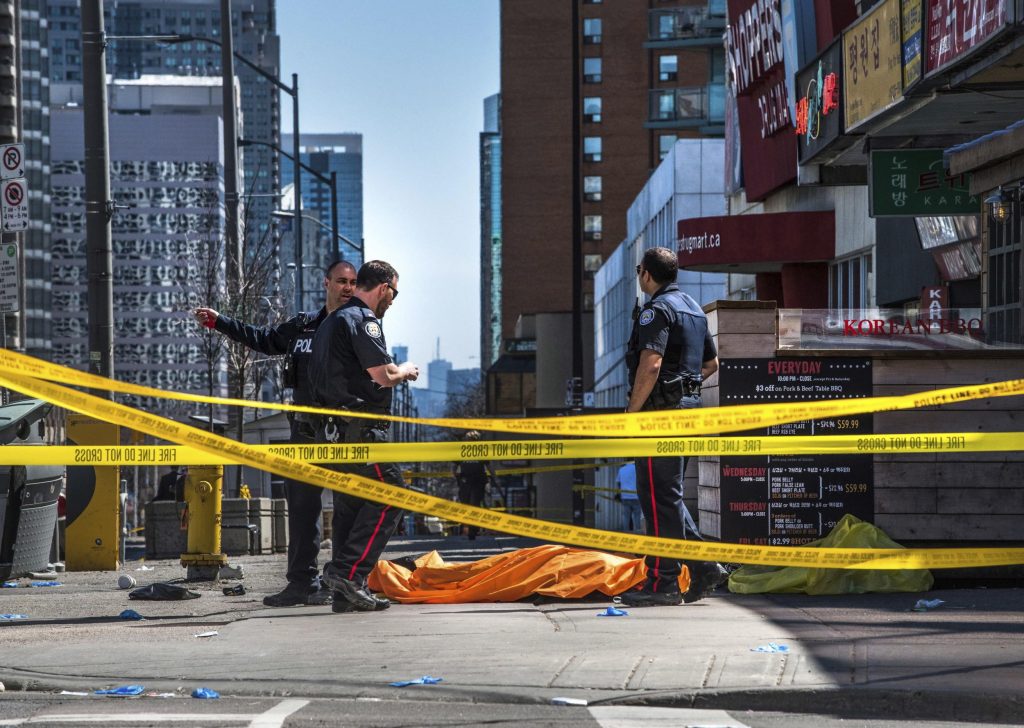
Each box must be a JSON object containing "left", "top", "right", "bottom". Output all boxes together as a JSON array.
[
  {"left": 271, "top": 498, "right": 288, "bottom": 553},
  {"left": 143, "top": 500, "right": 187, "bottom": 560},
  {"left": 0, "top": 400, "right": 62, "bottom": 579}
]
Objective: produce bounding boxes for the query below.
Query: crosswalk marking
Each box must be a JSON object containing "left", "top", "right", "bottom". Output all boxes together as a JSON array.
[
  {"left": 588, "top": 705, "right": 751, "bottom": 728},
  {"left": 0, "top": 698, "right": 309, "bottom": 727}
]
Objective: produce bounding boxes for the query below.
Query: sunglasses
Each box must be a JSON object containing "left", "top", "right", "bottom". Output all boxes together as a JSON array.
[{"left": 387, "top": 283, "right": 399, "bottom": 300}]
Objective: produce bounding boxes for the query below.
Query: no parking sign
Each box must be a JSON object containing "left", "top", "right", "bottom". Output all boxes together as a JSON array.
[{"left": 1, "top": 143, "right": 24, "bottom": 179}]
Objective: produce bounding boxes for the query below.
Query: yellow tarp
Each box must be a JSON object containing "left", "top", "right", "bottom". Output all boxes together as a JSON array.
[
  {"left": 368, "top": 544, "right": 691, "bottom": 603},
  {"left": 728, "top": 514, "right": 934, "bottom": 595}
]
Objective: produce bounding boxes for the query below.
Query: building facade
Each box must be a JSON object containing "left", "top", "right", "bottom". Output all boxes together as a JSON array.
[
  {"left": 50, "top": 77, "right": 227, "bottom": 419},
  {"left": 480, "top": 93, "right": 502, "bottom": 368},
  {"left": 47, "top": 0, "right": 280, "bottom": 240}
]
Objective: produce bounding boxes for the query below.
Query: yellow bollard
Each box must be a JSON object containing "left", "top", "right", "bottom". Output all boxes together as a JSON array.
[
  {"left": 180, "top": 465, "right": 228, "bottom": 579},
  {"left": 65, "top": 415, "right": 120, "bottom": 571}
]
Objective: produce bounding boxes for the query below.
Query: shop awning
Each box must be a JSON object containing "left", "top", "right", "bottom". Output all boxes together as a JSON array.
[{"left": 676, "top": 210, "right": 835, "bottom": 273}]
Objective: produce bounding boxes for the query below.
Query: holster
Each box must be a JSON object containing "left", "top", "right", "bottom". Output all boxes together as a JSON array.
[{"left": 643, "top": 373, "right": 701, "bottom": 410}]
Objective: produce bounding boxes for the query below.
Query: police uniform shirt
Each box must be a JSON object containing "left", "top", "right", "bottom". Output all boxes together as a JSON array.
[
  {"left": 214, "top": 309, "right": 326, "bottom": 405},
  {"left": 628, "top": 282, "right": 716, "bottom": 385},
  {"left": 308, "top": 296, "right": 393, "bottom": 414}
]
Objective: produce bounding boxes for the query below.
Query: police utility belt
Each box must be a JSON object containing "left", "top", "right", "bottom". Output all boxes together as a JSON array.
[
  {"left": 643, "top": 372, "right": 701, "bottom": 411},
  {"left": 294, "top": 411, "right": 390, "bottom": 442}
]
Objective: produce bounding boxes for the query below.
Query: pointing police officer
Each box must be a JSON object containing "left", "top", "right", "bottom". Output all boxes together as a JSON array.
[
  {"left": 308, "top": 259, "right": 419, "bottom": 613},
  {"left": 621, "top": 247, "right": 728, "bottom": 607},
  {"left": 193, "top": 259, "right": 358, "bottom": 607}
]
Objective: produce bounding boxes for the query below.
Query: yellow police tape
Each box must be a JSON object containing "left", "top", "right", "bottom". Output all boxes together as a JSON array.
[
  {"left": 0, "top": 432, "right": 1018, "bottom": 466},
  {"left": 404, "top": 463, "right": 607, "bottom": 480},
  {"left": 2, "top": 367, "right": 1024, "bottom": 570},
  {"left": 1, "top": 347, "right": 1022, "bottom": 437}
]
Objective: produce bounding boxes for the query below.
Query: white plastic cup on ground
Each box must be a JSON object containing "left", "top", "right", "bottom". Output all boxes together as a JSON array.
[{"left": 117, "top": 574, "right": 137, "bottom": 590}]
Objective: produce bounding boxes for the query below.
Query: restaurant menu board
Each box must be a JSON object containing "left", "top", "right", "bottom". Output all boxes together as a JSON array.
[{"left": 718, "top": 358, "right": 874, "bottom": 546}]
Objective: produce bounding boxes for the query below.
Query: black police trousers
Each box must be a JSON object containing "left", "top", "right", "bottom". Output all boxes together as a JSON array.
[
  {"left": 285, "top": 419, "right": 326, "bottom": 589},
  {"left": 319, "top": 421, "right": 405, "bottom": 583},
  {"left": 634, "top": 394, "right": 713, "bottom": 593}
]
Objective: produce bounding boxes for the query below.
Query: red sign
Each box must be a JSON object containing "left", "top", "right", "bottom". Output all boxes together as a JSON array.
[
  {"left": 920, "top": 286, "right": 947, "bottom": 320},
  {"left": 676, "top": 210, "right": 835, "bottom": 271},
  {"left": 926, "top": 0, "right": 1007, "bottom": 73},
  {"left": 727, "top": 0, "right": 797, "bottom": 201}
]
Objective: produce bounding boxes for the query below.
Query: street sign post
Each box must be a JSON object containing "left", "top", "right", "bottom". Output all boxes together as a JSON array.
[
  {"left": 0, "top": 243, "right": 17, "bottom": 313},
  {"left": 1, "top": 178, "right": 29, "bottom": 231},
  {"left": 0, "top": 143, "right": 24, "bottom": 180}
]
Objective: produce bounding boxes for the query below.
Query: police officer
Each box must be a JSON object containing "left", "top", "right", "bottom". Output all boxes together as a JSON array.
[
  {"left": 622, "top": 247, "right": 728, "bottom": 607},
  {"left": 307, "top": 259, "right": 419, "bottom": 613},
  {"left": 453, "top": 431, "right": 494, "bottom": 540},
  {"left": 193, "top": 260, "right": 357, "bottom": 607}
]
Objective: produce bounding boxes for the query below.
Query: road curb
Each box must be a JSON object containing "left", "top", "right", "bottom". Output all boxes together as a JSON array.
[{"left": 596, "top": 686, "right": 1024, "bottom": 725}]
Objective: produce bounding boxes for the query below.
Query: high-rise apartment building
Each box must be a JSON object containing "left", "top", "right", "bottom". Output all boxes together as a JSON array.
[
  {"left": 46, "top": 0, "right": 280, "bottom": 238},
  {"left": 50, "top": 77, "right": 227, "bottom": 419},
  {"left": 17, "top": 0, "right": 52, "bottom": 359},
  {"left": 479, "top": 93, "right": 502, "bottom": 368},
  {"left": 280, "top": 132, "right": 364, "bottom": 270},
  {"left": 495, "top": 0, "right": 726, "bottom": 405}
]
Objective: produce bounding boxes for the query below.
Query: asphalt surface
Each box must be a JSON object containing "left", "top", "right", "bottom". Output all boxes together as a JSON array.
[{"left": 2, "top": 534, "right": 1023, "bottom": 725}]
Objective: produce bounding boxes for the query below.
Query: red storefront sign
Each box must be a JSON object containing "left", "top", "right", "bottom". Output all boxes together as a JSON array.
[
  {"left": 726, "top": 0, "right": 797, "bottom": 201},
  {"left": 677, "top": 210, "right": 835, "bottom": 271},
  {"left": 926, "top": 0, "right": 1008, "bottom": 73}
]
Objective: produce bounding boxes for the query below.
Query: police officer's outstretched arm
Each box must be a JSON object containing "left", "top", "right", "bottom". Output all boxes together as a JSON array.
[{"left": 194, "top": 305, "right": 299, "bottom": 355}]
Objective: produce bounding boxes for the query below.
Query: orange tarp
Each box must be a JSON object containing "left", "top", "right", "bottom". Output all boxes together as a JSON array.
[{"left": 367, "top": 544, "right": 691, "bottom": 603}]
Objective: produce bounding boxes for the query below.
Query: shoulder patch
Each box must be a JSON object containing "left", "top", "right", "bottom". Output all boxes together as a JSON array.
[
  {"left": 638, "top": 309, "right": 656, "bottom": 326},
  {"left": 363, "top": 321, "right": 382, "bottom": 339}
]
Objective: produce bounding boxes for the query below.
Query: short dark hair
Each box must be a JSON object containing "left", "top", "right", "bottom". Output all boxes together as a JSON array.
[
  {"left": 357, "top": 260, "right": 398, "bottom": 289},
  {"left": 641, "top": 247, "right": 678, "bottom": 285},
  {"left": 325, "top": 260, "right": 356, "bottom": 278}
]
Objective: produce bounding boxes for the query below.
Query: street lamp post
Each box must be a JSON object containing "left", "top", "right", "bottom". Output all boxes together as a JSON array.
[{"left": 271, "top": 210, "right": 362, "bottom": 261}]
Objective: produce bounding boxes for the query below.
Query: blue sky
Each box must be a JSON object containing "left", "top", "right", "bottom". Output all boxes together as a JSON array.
[{"left": 279, "top": 1, "right": 499, "bottom": 372}]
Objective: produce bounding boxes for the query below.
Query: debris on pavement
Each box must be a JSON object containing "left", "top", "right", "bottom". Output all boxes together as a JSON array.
[
  {"left": 222, "top": 584, "right": 246, "bottom": 596},
  {"left": 191, "top": 688, "right": 220, "bottom": 699},
  {"left": 194, "top": 630, "right": 218, "bottom": 638},
  {"left": 3, "top": 580, "right": 62, "bottom": 588},
  {"left": 551, "top": 697, "right": 589, "bottom": 706},
  {"left": 59, "top": 691, "right": 88, "bottom": 696},
  {"left": 750, "top": 642, "right": 790, "bottom": 653},
  {"left": 95, "top": 685, "right": 145, "bottom": 696},
  {"left": 135, "top": 564, "right": 155, "bottom": 571},
  {"left": 117, "top": 575, "right": 137, "bottom": 589},
  {"left": 389, "top": 676, "right": 443, "bottom": 687},
  {"left": 218, "top": 565, "right": 244, "bottom": 579},
  {"left": 119, "top": 609, "right": 145, "bottom": 621},
  {"left": 128, "top": 582, "right": 201, "bottom": 601},
  {"left": 597, "top": 606, "right": 629, "bottom": 617},
  {"left": 913, "top": 598, "right": 946, "bottom": 611},
  {"left": 0, "top": 614, "right": 28, "bottom": 620}
]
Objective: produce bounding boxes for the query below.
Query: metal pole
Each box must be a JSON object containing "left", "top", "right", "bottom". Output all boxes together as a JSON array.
[
  {"left": 570, "top": 0, "right": 585, "bottom": 526},
  {"left": 330, "top": 171, "right": 339, "bottom": 262},
  {"left": 292, "top": 73, "right": 303, "bottom": 312},
  {"left": 220, "top": 0, "right": 242, "bottom": 293},
  {"left": 81, "top": 0, "right": 114, "bottom": 388}
]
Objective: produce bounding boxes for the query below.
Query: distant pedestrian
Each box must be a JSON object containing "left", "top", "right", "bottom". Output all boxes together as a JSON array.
[
  {"left": 194, "top": 260, "right": 357, "bottom": 608},
  {"left": 153, "top": 466, "right": 185, "bottom": 502},
  {"left": 308, "top": 259, "right": 420, "bottom": 613},
  {"left": 622, "top": 247, "right": 728, "bottom": 607},
  {"left": 454, "top": 431, "right": 494, "bottom": 540},
  {"left": 615, "top": 462, "right": 642, "bottom": 533}
]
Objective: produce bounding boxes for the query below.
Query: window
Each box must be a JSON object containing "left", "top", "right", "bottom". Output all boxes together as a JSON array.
[
  {"left": 584, "top": 254, "right": 603, "bottom": 273},
  {"left": 830, "top": 253, "right": 873, "bottom": 309},
  {"left": 583, "top": 96, "right": 602, "bottom": 123},
  {"left": 659, "top": 55, "right": 678, "bottom": 82},
  {"left": 710, "top": 47, "right": 725, "bottom": 83},
  {"left": 583, "top": 18, "right": 602, "bottom": 44},
  {"left": 584, "top": 215, "right": 603, "bottom": 240},
  {"left": 583, "top": 136, "right": 602, "bottom": 162},
  {"left": 659, "top": 135, "right": 677, "bottom": 160},
  {"left": 583, "top": 57, "right": 602, "bottom": 83},
  {"left": 584, "top": 175, "right": 602, "bottom": 202}
]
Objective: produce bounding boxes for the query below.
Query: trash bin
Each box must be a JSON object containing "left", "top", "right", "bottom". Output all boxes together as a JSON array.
[{"left": 0, "top": 399, "right": 62, "bottom": 579}]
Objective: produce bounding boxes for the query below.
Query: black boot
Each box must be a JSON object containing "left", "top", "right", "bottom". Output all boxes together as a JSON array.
[{"left": 263, "top": 583, "right": 332, "bottom": 607}]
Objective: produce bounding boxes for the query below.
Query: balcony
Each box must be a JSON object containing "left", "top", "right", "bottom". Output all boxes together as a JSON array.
[
  {"left": 647, "top": 85, "right": 725, "bottom": 128},
  {"left": 647, "top": 2, "right": 727, "bottom": 48}
]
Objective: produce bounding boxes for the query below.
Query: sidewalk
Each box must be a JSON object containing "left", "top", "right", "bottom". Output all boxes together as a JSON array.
[{"left": 2, "top": 534, "right": 1023, "bottom": 723}]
